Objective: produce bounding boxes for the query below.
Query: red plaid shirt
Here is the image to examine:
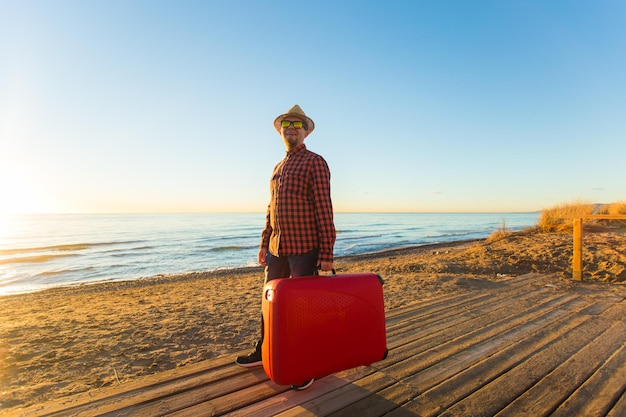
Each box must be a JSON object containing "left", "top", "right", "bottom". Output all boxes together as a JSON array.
[{"left": 261, "top": 144, "right": 336, "bottom": 264}]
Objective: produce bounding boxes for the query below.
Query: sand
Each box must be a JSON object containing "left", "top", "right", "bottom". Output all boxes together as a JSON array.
[{"left": 1, "top": 228, "right": 625, "bottom": 412}]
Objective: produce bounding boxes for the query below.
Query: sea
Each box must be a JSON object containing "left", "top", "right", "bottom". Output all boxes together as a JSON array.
[{"left": 0, "top": 212, "right": 539, "bottom": 296}]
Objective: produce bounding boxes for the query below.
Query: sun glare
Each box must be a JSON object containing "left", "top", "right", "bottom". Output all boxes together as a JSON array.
[{"left": 0, "top": 168, "right": 51, "bottom": 215}]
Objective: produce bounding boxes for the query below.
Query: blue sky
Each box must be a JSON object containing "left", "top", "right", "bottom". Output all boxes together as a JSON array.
[{"left": 1, "top": 0, "right": 624, "bottom": 214}]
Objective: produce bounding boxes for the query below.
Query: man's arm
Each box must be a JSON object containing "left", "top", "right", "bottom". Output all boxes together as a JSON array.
[
  {"left": 259, "top": 205, "right": 272, "bottom": 266},
  {"left": 312, "top": 156, "right": 336, "bottom": 270}
]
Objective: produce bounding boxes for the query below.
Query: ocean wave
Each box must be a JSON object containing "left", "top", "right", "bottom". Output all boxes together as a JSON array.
[
  {"left": 199, "top": 234, "right": 256, "bottom": 242},
  {"left": 36, "top": 266, "right": 96, "bottom": 277},
  {"left": 0, "top": 241, "right": 142, "bottom": 256},
  {"left": 427, "top": 230, "right": 487, "bottom": 239},
  {"left": 101, "top": 245, "right": 155, "bottom": 254},
  {"left": 107, "top": 247, "right": 157, "bottom": 258},
  {"left": 338, "top": 239, "right": 416, "bottom": 255},
  {"left": 208, "top": 245, "right": 256, "bottom": 252},
  {"left": 0, "top": 253, "right": 79, "bottom": 265},
  {"left": 339, "top": 234, "right": 383, "bottom": 241}
]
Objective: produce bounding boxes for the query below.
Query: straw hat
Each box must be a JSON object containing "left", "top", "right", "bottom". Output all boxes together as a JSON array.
[{"left": 273, "top": 104, "right": 315, "bottom": 133}]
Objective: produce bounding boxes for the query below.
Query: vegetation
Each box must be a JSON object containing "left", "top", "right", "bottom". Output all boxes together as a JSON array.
[
  {"left": 537, "top": 200, "right": 594, "bottom": 232},
  {"left": 486, "top": 218, "right": 509, "bottom": 241},
  {"left": 601, "top": 200, "right": 626, "bottom": 216},
  {"left": 537, "top": 200, "right": 626, "bottom": 232},
  {"left": 487, "top": 200, "right": 626, "bottom": 239},
  {"left": 602, "top": 200, "right": 626, "bottom": 227}
]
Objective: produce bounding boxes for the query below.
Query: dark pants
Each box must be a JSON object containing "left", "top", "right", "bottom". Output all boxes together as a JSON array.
[
  {"left": 259, "top": 249, "right": 319, "bottom": 341},
  {"left": 264, "top": 248, "right": 319, "bottom": 283}
]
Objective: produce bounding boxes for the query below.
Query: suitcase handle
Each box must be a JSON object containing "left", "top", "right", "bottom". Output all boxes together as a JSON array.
[{"left": 317, "top": 269, "right": 384, "bottom": 285}]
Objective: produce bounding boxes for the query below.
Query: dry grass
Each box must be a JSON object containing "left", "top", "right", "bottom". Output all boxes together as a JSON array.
[
  {"left": 537, "top": 200, "right": 626, "bottom": 232},
  {"left": 486, "top": 218, "right": 509, "bottom": 241},
  {"left": 537, "top": 200, "right": 594, "bottom": 232},
  {"left": 607, "top": 200, "right": 626, "bottom": 215},
  {"left": 603, "top": 200, "right": 626, "bottom": 227}
]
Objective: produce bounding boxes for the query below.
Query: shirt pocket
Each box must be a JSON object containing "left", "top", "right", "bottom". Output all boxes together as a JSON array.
[{"left": 281, "top": 172, "right": 310, "bottom": 201}]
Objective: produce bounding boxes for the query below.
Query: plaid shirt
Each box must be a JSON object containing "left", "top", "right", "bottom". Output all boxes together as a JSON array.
[{"left": 261, "top": 144, "right": 336, "bottom": 264}]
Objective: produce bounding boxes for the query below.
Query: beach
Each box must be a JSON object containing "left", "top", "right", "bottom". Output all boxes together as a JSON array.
[{"left": 1, "top": 229, "right": 625, "bottom": 412}]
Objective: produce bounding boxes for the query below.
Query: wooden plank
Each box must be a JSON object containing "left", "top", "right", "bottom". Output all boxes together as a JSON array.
[
  {"left": 389, "top": 274, "right": 560, "bottom": 333},
  {"left": 383, "top": 294, "right": 625, "bottom": 417},
  {"left": 384, "top": 291, "right": 466, "bottom": 324},
  {"left": 552, "top": 342, "right": 626, "bottom": 417},
  {"left": 323, "top": 378, "right": 414, "bottom": 417},
  {"left": 398, "top": 296, "right": 592, "bottom": 389},
  {"left": 606, "top": 390, "right": 626, "bottom": 417},
  {"left": 385, "top": 291, "right": 492, "bottom": 340},
  {"left": 225, "top": 366, "right": 377, "bottom": 417},
  {"left": 401, "top": 302, "right": 597, "bottom": 416},
  {"left": 438, "top": 301, "right": 625, "bottom": 416},
  {"left": 164, "top": 379, "right": 290, "bottom": 417},
  {"left": 273, "top": 370, "right": 399, "bottom": 417},
  {"left": 114, "top": 368, "right": 276, "bottom": 416},
  {"left": 496, "top": 319, "right": 626, "bottom": 416},
  {"left": 385, "top": 273, "right": 547, "bottom": 330},
  {"left": 386, "top": 285, "right": 565, "bottom": 354},
  {"left": 384, "top": 292, "right": 583, "bottom": 381},
  {"left": 14, "top": 355, "right": 247, "bottom": 417}
]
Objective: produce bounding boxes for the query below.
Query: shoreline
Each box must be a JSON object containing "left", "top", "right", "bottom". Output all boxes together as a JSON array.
[
  {"left": 1, "top": 230, "right": 624, "bottom": 412},
  {"left": 0, "top": 238, "right": 484, "bottom": 299},
  {"left": 0, "top": 211, "right": 541, "bottom": 298}
]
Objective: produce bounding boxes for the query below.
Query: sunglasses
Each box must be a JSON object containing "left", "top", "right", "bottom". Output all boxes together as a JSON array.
[{"left": 281, "top": 120, "right": 305, "bottom": 129}]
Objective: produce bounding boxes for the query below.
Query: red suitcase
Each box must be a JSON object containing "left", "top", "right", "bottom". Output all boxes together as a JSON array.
[{"left": 261, "top": 273, "right": 387, "bottom": 386}]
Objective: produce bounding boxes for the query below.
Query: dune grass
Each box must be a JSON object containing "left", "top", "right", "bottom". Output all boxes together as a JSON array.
[
  {"left": 604, "top": 200, "right": 626, "bottom": 215},
  {"left": 486, "top": 218, "right": 510, "bottom": 241},
  {"left": 602, "top": 200, "right": 626, "bottom": 227},
  {"left": 487, "top": 200, "right": 626, "bottom": 240},
  {"left": 537, "top": 200, "right": 594, "bottom": 232},
  {"left": 537, "top": 200, "right": 626, "bottom": 232}
]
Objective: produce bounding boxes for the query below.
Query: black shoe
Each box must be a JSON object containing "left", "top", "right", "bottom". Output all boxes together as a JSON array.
[
  {"left": 291, "top": 379, "right": 314, "bottom": 390},
  {"left": 236, "top": 340, "right": 262, "bottom": 368}
]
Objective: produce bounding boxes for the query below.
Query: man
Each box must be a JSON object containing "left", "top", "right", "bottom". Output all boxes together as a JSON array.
[{"left": 235, "top": 104, "right": 336, "bottom": 389}]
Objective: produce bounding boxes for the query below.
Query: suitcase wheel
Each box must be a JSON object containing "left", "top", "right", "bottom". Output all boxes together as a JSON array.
[{"left": 382, "top": 348, "right": 389, "bottom": 360}]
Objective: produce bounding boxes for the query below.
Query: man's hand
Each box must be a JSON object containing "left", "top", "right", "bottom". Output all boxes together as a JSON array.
[
  {"left": 319, "top": 260, "right": 333, "bottom": 272},
  {"left": 258, "top": 248, "right": 268, "bottom": 266}
]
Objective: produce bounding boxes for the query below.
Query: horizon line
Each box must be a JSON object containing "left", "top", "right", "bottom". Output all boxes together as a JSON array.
[{"left": 0, "top": 210, "right": 542, "bottom": 215}]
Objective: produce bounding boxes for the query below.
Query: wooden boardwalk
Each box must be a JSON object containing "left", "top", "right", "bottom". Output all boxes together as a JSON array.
[{"left": 10, "top": 273, "right": 626, "bottom": 417}]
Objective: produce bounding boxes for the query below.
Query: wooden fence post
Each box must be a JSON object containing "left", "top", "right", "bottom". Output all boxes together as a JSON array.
[{"left": 572, "top": 218, "right": 583, "bottom": 281}]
